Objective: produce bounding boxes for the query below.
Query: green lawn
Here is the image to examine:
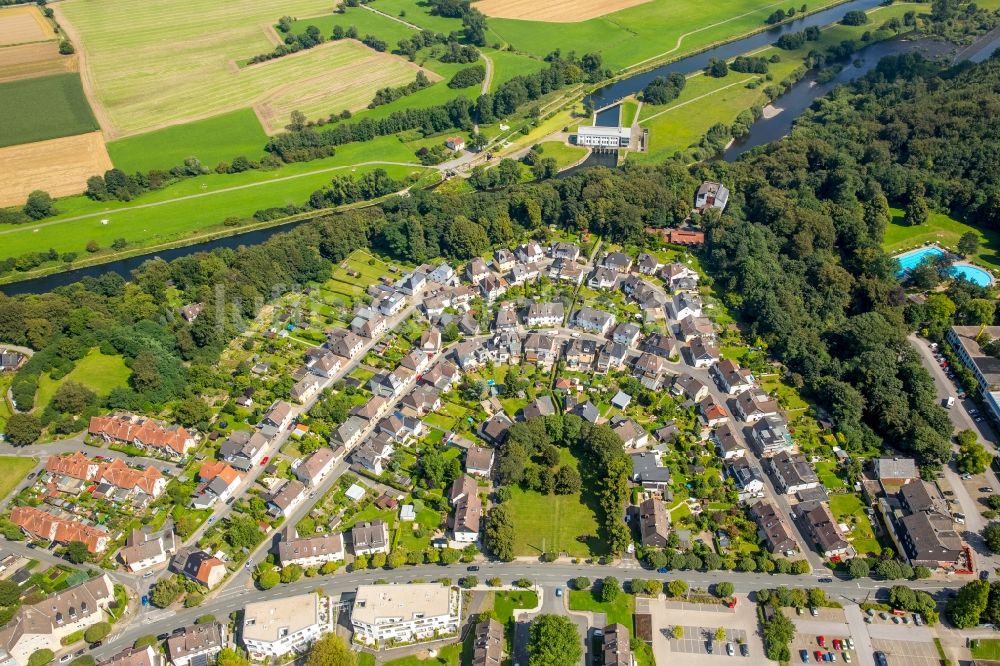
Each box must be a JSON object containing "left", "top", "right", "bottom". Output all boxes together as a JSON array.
[
  {"left": 492, "top": 590, "right": 538, "bottom": 623},
  {"left": 620, "top": 100, "right": 639, "bottom": 127},
  {"left": 290, "top": 9, "right": 418, "bottom": 57},
  {"left": 107, "top": 109, "right": 269, "bottom": 173},
  {"left": 485, "top": 0, "right": 846, "bottom": 71},
  {"left": 814, "top": 461, "right": 845, "bottom": 490},
  {"left": 507, "top": 448, "right": 603, "bottom": 557},
  {"left": 0, "top": 456, "right": 37, "bottom": 504},
  {"left": 971, "top": 639, "right": 1000, "bottom": 660},
  {"left": 0, "top": 73, "right": 98, "bottom": 147},
  {"left": 0, "top": 375, "right": 12, "bottom": 431},
  {"left": 484, "top": 48, "right": 547, "bottom": 91},
  {"left": 568, "top": 589, "right": 635, "bottom": 629},
  {"left": 538, "top": 141, "right": 588, "bottom": 169},
  {"left": 382, "top": 642, "right": 461, "bottom": 666},
  {"left": 33, "top": 348, "right": 131, "bottom": 414},
  {"left": 0, "top": 139, "right": 432, "bottom": 268},
  {"left": 883, "top": 207, "right": 1000, "bottom": 271},
  {"left": 828, "top": 493, "right": 881, "bottom": 556}
]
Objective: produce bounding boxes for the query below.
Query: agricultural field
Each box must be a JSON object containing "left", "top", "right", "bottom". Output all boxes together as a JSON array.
[
  {"left": 0, "top": 5, "right": 55, "bottom": 46},
  {"left": 56, "top": 0, "right": 420, "bottom": 137},
  {"left": 0, "top": 132, "right": 112, "bottom": 207},
  {"left": 475, "top": 0, "right": 651, "bottom": 22},
  {"left": 0, "top": 140, "right": 432, "bottom": 267},
  {"left": 884, "top": 207, "right": 1000, "bottom": 271},
  {"left": 0, "top": 42, "right": 76, "bottom": 83},
  {"left": 631, "top": 3, "right": 918, "bottom": 164},
  {"left": 0, "top": 72, "right": 98, "bottom": 147},
  {"left": 107, "top": 109, "right": 269, "bottom": 173},
  {"left": 0, "top": 456, "right": 37, "bottom": 504},
  {"left": 288, "top": 8, "right": 417, "bottom": 50},
  {"left": 33, "top": 348, "right": 131, "bottom": 414},
  {"left": 484, "top": 0, "right": 844, "bottom": 71}
]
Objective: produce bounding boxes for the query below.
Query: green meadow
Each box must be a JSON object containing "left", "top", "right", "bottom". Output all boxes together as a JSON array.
[
  {"left": 33, "top": 348, "right": 132, "bottom": 413},
  {"left": 108, "top": 109, "right": 269, "bottom": 173}
]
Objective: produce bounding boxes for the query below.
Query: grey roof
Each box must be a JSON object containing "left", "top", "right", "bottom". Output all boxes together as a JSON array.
[
  {"left": 873, "top": 457, "right": 918, "bottom": 481},
  {"left": 631, "top": 452, "right": 671, "bottom": 484},
  {"left": 167, "top": 622, "right": 225, "bottom": 662},
  {"left": 522, "top": 396, "right": 556, "bottom": 420}
]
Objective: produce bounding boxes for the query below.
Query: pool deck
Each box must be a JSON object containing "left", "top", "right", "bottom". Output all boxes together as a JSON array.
[{"left": 893, "top": 244, "right": 994, "bottom": 286}]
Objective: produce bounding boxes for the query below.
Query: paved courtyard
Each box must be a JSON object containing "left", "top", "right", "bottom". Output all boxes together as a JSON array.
[
  {"left": 870, "top": 638, "right": 938, "bottom": 666},
  {"left": 667, "top": 625, "right": 749, "bottom": 655}
]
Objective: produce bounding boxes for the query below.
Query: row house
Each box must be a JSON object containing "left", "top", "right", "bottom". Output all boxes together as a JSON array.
[
  {"left": 509, "top": 263, "right": 539, "bottom": 285},
  {"left": 749, "top": 500, "right": 798, "bottom": 555},
  {"left": 698, "top": 396, "right": 728, "bottom": 427},
  {"left": 768, "top": 451, "right": 819, "bottom": 494},
  {"left": 550, "top": 258, "right": 585, "bottom": 285},
  {"left": 397, "top": 270, "right": 426, "bottom": 295},
  {"left": 351, "top": 310, "right": 387, "bottom": 339},
  {"left": 564, "top": 337, "right": 598, "bottom": 369},
  {"left": 494, "top": 304, "right": 519, "bottom": 332},
  {"left": 327, "top": 329, "right": 364, "bottom": 359},
  {"left": 88, "top": 414, "right": 195, "bottom": 459},
  {"left": 400, "top": 348, "right": 430, "bottom": 374},
  {"left": 525, "top": 301, "right": 564, "bottom": 328},
  {"left": 351, "top": 521, "right": 390, "bottom": 556},
  {"left": 452, "top": 340, "right": 489, "bottom": 371},
  {"left": 10, "top": 506, "right": 109, "bottom": 553},
  {"left": 167, "top": 622, "right": 226, "bottom": 666},
  {"left": 334, "top": 416, "right": 368, "bottom": 449},
  {"left": 277, "top": 530, "right": 344, "bottom": 567},
  {"left": 290, "top": 374, "right": 324, "bottom": 403},
  {"left": 573, "top": 307, "right": 616, "bottom": 336},
  {"left": 660, "top": 263, "right": 699, "bottom": 290},
  {"left": 171, "top": 548, "right": 226, "bottom": 589},
  {"left": 637, "top": 498, "right": 669, "bottom": 548},
  {"left": 796, "top": 501, "right": 850, "bottom": 559},
  {"left": 480, "top": 274, "right": 508, "bottom": 302}
]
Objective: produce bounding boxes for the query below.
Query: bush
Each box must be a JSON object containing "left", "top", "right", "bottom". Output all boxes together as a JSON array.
[
  {"left": 448, "top": 65, "right": 486, "bottom": 89},
  {"left": 29, "top": 650, "right": 54, "bottom": 666},
  {"left": 258, "top": 570, "right": 280, "bottom": 590},
  {"left": 133, "top": 636, "right": 159, "bottom": 649},
  {"left": 600, "top": 576, "right": 620, "bottom": 602},
  {"left": 84, "top": 622, "right": 111, "bottom": 644},
  {"left": 572, "top": 576, "right": 591, "bottom": 591}
]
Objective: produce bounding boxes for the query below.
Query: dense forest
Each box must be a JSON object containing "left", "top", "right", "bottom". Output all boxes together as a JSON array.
[{"left": 8, "top": 50, "right": 1000, "bottom": 471}]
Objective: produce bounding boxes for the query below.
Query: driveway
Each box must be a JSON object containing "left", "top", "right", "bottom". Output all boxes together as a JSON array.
[{"left": 514, "top": 587, "right": 589, "bottom": 666}]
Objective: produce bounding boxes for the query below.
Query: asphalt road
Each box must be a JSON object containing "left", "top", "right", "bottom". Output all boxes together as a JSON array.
[{"left": 78, "top": 559, "right": 961, "bottom": 662}]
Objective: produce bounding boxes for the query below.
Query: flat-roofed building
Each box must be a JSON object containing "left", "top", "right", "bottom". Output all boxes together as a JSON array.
[
  {"left": 351, "top": 584, "right": 461, "bottom": 646},
  {"left": 948, "top": 325, "right": 1000, "bottom": 422},
  {"left": 241, "top": 594, "right": 330, "bottom": 659},
  {"left": 576, "top": 126, "right": 631, "bottom": 148}
]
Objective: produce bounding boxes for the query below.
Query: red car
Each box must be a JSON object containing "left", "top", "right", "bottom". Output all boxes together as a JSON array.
[
  {"left": 818, "top": 637, "right": 826, "bottom": 647},
  {"left": 833, "top": 640, "right": 842, "bottom": 650},
  {"left": 260, "top": 456, "right": 270, "bottom": 466},
  {"left": 815, "top": 651, "right": 824, "bottom": 662}
]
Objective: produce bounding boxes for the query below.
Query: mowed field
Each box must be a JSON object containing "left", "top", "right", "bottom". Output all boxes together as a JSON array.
[
  {"left": 252, "top": 41, "right": 436, "bottom": 133},
  {"left": 107, "top": 108, "right": 269, "bottom": 173},
  {"left": 0, "top": 5, "right": 55, "bottom": 46},
  {"left": 0, "top": 72, "right": 98, "bottom": 147},
  {"left": 57, "top": 0, "right": 428, "bottom": 137},
  {"left": 0, "top": 42, "right": 77, "bottom": 83},
  {"left": 475, "top": 0, "right": 652, "bottom": 22},
  {"left": 485, "top": 0, "right": 844, "bottom": 71},
  {"left": 0, "top": 132, "right": 112, "bottom": 207}
]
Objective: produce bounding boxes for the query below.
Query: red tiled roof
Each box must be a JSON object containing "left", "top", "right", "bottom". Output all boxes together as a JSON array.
[
  {"left": 89, "top": 414, "right": 193, "bottom": 455},
  {"left": 46, "top": 452, "right": 96, "bottom": 480},
  {"left": 96, "top": 458, "right": 164, "bottom": 496},
  {"left": 10, "top": 505, "right": 106, "bottom": 553},
  {"left": 199, "top": 460, "right": 242, "bottom": 486}
]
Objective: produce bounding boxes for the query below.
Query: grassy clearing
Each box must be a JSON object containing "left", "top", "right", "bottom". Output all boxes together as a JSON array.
[
  {"left": 829, "top": 493, "right": 881, "bottom": 556},
  {"left": 0, "top": 140, "right": 430, "bottom": 263},
  {"left": 568, "top": 589, "right": 635, "bottom": 629},
  {"left": 0, "top": 456, "right": 36, "bottom": 504},
  {"left": 492, "top": 590, "right": 538, "bottom": 623},
  {"left": 289, "top": 9, "right": 417, "bottom": 52},
  {"left": 620, "top": 99, "right": 639, "bottom": 127},
  {"left": 0, "top": 72, "right": 97, "bottom": 147},
  {"left": 486, "top": 0, "right": 846, "bottom": 71},
  {"left": 382, "top": 643, "right": 461, "bottom": 666},
  {"left": 971, "top": 639, "right": 1000, "bottom": 660},
  {"left": 883, "top": 207, "right": 1000, "bottom": 271},
  {"left": 538, "top": 141, "right": 587, "bottom": 168},
  {"left": 364, "top": 0, "right": 461, "bottom": 34},
  {"left": 507, "top": 448, "right": 603, "bottom": 557},
  {"left": 631, "top": 4, "right": 918, "bottom": 163},
  {"left": 483, "top": 48, "right": 547, "bottom": 91},
  {"left": 58, "top": 0, "right": 420, "bottom": 136},
  {"left": 107, "top": 109, "right": 269, "bottom": 173},
  {"left": 33, "top": 348, "right": 131, "bottom": 413}
]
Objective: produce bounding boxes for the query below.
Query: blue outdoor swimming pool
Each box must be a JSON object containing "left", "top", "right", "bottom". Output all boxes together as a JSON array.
[{"left": 894, "top": 246, "right": 994, "bottom": 287}]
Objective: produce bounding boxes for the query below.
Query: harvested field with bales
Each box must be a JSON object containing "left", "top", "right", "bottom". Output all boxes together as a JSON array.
[
  {"left": 0, "top": 42, "right": 76, "bottom": 83},
  {"left": 0, "top": 5, "right": 55, "bottom": 46},
  {"left": 56, "top": 0, "right": 424, "bottom": 137},
  {"left": 0, "top": 131, "right": 112, "bottom": 206},
  {"left": 475, "top": 0, "right": 652, "bottom": 22},
  {"left": 0, "top": 72, "right": 98, "bottom": 147}
]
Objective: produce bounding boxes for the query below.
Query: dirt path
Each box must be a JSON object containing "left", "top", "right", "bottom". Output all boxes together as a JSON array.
[
  {"left": 480, "top": 51, "right": 493, "bottom": 94},
  {"left": 0, "top": 160, "right": 427, "bottom": 236},
  {"left": 360, "top": 4, "right": 421, "bottom": 30},
  {"left": 626, "top": 0, "right": 790, "bottom": 70},
  {"left": 52, "top": 3, "right": 118, "bottom": 139}
]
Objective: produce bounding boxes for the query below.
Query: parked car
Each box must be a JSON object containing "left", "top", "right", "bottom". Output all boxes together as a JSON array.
[
  {"left": 657, "top": 567, "right": 669, "bottom": 574},
  {"left": 555, "top": 588, "right": 562, "bottom": 597},
  {"left": 815, "top": 651, "right": 824, "bottom": 662},
  {"left": 60, "top": 654, "right": 72, "bottom": 663},
  {"left": 843, "top": 653, "right": 851, "bottom": 663},
  {"left": 865, "top": 609, "right": 875, "bottom": 617},
  {"left": 741, "top": 644, "right": 749, "bottom": 657},
  {"left": 818, "top": 636, "right": 826, "bottom": 647},
  {"left": 467, "top": 565, "right": 480, "bottom": 571},
  {"left": 156, "top": 634, "right": 169, "bottom": 641},
  {"left": 833, "top": 640, "right": 842, "bottom": 650},
  {"left": 846, "top": 639, "right": 855, "bottom": 650},
  {"left": 914, "top": 614, "right": 924, "bottom": 626},
  {"left": 801, "top": 649, "right": 810, "bottom": 663},
  {"left": 706, "top": 642, "right": 714, "bottom": 654},
  {"left": 982, "top": 487, "right": 995, "bottom": 493},
  {"left": 811, "top": 607, "right": 819, "bottom": 617},
  {"left": 141, "top": 595, "right": 149, "bottom": 606},
  {"left": 828, "top": 653, "right": 836, "bottom": 662},
  {"left": 260, "top": 456, "right": 270, "bottom": 466},
  {"left": 727, "top": 643, "right": 735, "bottom": 656},
  {"left": 874, "top": 651, "right": 888, "bottom": 666},
  {"left": 818, "top": 577, "right": 833, "bottom": 583}
]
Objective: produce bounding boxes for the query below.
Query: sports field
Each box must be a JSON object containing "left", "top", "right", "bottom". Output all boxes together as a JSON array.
[
  {"left": 0, "top": 139, "right": 431, "bottom": 264},
  {"left": 486, "top": 0, "right": 843, "bottom": 71},
  {"left": 0, "top": 5, "right": 55, "bottom": 46},
  {"left": 0, "top": 72, "right": 98, "bottom": 147},
  {"left": 0, "top": 132, "right": 112, "bottom": 207},
  {"left": 0, "top": 42, "right": 76, "bottom": 83},
  {"left": 33, "top": 348, "right": 131, "bottom": 414},
  {"left": 56, "top": 0, "right": 414, "bottom": 137}
]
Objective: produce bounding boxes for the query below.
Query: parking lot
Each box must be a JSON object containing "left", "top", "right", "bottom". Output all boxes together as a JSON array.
[
  {"left": 870, "top": 638, "right": 938, "bottom": 666},
  {"left": 790, "top": 632, "right": 859, "bottom": 665},
  {"left": 666, "top": 625, "right": 749, "bottom": 655},
  {"left": 642, "top": 596, "right": 771, "bottom": 666}
]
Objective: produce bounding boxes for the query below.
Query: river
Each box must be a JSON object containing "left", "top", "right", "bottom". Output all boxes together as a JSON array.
[{"left": 6, "top": 0, "right": 999, "bottom": 296}]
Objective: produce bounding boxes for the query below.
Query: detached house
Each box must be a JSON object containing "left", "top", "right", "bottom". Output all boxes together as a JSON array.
[
  {"left": 369, "top": 368, "right": 411, "bottom": 399},
  {"left": 278, "top": 530, "right": 344, "bottom": 567},
  {"left": 516, "top": 241, "right": 544, "bottom": 264},
  {"left": 565, "top": 337, "right": 598, "bottom": 369},
  {"left": 726, "top": 457, "right": 765, "bottom": 501},
  {"left": 401, "top": 385, "right": 441, "bottom": 415},
  {"left": 711, "top": 359, "right": 754, "bottom": 394},
  {"left": 493, "top": 249, "right": 516, "bottom": 273},
  {"left": 660, "top": 263, "right": 699, "bottom": 291},
  {"left": 696, "top": 181, "right": 729, "bottom": 212},
  {"left": 637, "top": 498, "right": 669, "bottom": 548},
  {"left": 673, "top": 373, "right": 709, "bottom": 402},
  {"left": 466, "top": 257, "right": 489, "bottom": 284},
  {"left": 572, "top": 307, "right": 616, "bottom": 335},
  {"left": 465, "top": 445, "right": 495, "bottom": 477},
  {"left": 634, "top": 352, "right": 667, "bottom": 390},
  {"left": 642, "top": 333, "right": 677, "bottom": 359},
  {"left": 677, "top": 315, "right": 715, "bottom": 343},
  {"left": 698, "top": 396, "right": 728, "bottom": 427},
  {"left": 612, "top": 417, "right": 648, "bottom": 449},
  {"left": 688, "top": 337, "right": 719, "bottom": 368},
  {"left": 523, "top": 333, "right": 560, "bottom": 367},
  {"left": 351, "top": 521, "right": 390, "bottom": 555},
  {"left": 768, "top": 451, "right": 819, "bottom": 494},
  {"left": 635, "top": 253, "right": 661, "bottom": 275},
  {"left": 613, "top": 323, "right": 641, "bottom": 347},
  {"left": 328, "top": 329, "right": 364, "bottom": 359},
  {"left": 171, "top": 549, "right": 226, "bottom": 589},
  {"left": 296, "top": 448, "right": 340, "bottom": 487},
  {"left": 268, "top": 479, "right": 307, "bottom": 518},
  {"left": 750, "top": 415, "right": 793, "bottom": 456},
  {"left": 588, "top": 267, "right": 618, "bottom": 290},
  {"left": 167, "top": 623, "right": 226, "bottom": 666},
  {"left": 334, "top": 416, "right": 368, "bottom": 450},
  {"left": 352, "top": 432, "right": 395, "bottom": 475},
  {"left": 712, "top": 422, "right": 744, "bottom": 460},
  {"left": 448, "top": 475, "right": 482, "bottom": 542},
  {"left": 734, "top": 391, "right": 780, "bottom": 423},
  {"left": 601, "top": 251, "right": 632, "bottom": 273},
  {"left": 551, "top": 242, "right": 580, "bottom": 261},
  {"left": 291, "top": 374, "right": 323, "bottom": 404},
  {"left": 668, "top": 293, "right": 703, "bottom": 320},
  {"left": 263, "top": 400, "right": 295, "bottom": 431},
  {"left": 119, "top": 523, "right": 176, "bottom": 573}
]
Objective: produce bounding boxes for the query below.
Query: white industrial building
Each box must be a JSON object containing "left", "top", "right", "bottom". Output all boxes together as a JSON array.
[{"left": 576, "top": 125, "right": 631, "bottom": 148}]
